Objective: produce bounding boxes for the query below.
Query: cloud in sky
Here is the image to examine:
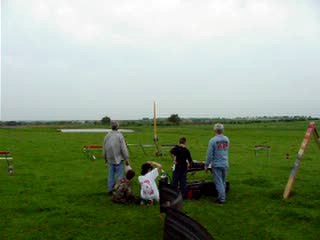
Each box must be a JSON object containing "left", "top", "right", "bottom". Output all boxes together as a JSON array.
[
  {"left": 2, "top": 0, "right": 320, "bottom": 120},
  {"left": 10, "top": 0, "right": 320, "bottom": 45}
]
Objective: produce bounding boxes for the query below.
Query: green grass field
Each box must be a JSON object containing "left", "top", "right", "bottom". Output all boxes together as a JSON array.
[{"left": 1, "top": 121, "right": 320, "bottom": 240}]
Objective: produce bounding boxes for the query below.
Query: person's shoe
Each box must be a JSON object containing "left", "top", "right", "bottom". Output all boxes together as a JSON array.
[
  {"left": 147, "top": 200, "right": 154, "bottom": 206},
  {"left": 214, "top": 199, "right": 225, "bottom": 204},
  {"left": 107, "top": 191, "right": 113, "bottom": 196}
]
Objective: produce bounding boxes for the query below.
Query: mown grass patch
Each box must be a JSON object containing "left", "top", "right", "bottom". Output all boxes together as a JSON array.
[{"left": 1, "top": 121, "right": 320, "bottom": 239}]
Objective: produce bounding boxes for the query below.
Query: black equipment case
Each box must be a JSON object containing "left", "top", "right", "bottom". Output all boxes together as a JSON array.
[{"left": 186, "top": 181, "right": 230, "bottom": 199}]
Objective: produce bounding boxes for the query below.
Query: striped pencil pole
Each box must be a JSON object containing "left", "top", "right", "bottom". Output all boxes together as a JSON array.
[{"left": 283, "top": 122, "right": 316, "bottom": 199}]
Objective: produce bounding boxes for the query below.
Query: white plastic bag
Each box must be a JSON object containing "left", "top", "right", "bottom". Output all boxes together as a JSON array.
[{"left": 125, "top": 164, "right": 132, "bottom": 173}]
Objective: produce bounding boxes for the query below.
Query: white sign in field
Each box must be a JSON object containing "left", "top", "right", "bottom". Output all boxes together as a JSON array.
[{"left": 59, "top": 129, "right": 134, "bottom": 133}]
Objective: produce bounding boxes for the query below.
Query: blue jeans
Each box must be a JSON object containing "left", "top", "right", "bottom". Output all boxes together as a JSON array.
[
  {"left": 172, "top": 168, "right": 187, "bottom": 198},
  {"left": 212, "top": 167, "right": 228, "bottom": 202},
  {"left": 108, "top": 161, "right": 124, "bottom": 192}
]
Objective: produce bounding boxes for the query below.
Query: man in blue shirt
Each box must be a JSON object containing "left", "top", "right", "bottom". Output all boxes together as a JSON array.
[{"left": 205, "top": 123, "right": 230, "bottom": 204}]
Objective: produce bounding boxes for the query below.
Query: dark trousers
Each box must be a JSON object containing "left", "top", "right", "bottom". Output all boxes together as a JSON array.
[{"left": 172, "top": 168, "right": 187, "bottom": 198}]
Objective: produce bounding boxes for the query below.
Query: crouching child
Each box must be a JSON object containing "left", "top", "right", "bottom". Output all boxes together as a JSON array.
[
  {"left": 112, "top": 169, "right": 140, "bottom": 204},
  {"left": 138, "top": 161, "right": 162, "bottom": 205}
]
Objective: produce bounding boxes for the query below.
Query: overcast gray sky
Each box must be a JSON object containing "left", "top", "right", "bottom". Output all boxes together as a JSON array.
[{"left": 1, "top": 0, "right": 320, "bottom": 120}]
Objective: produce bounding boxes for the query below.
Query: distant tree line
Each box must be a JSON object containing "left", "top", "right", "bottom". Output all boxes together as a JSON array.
[{"left": 0, "top": 115, "right": 318, "bottom": 127}]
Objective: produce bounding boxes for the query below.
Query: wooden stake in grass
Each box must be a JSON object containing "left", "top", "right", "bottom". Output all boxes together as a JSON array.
[
  {"left": 153, "top": 101, "right": 162, "bottom": 156},
  {"left": 154, "top": 101, "right": 158, "bottom": 143},
  {"left": 283, "top": 122, "right": 320, "bottom": 199},
  {"left": 313, "top": 127, "right": 320, "bottom": 149}
]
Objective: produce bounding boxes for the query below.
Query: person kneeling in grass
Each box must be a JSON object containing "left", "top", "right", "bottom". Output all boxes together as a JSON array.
[
  {"left": 112, "top": 169, "right": 140, "bottom": 204},
  {"left": 138, "top": 161, "right": 162, "bottom": 205}
]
